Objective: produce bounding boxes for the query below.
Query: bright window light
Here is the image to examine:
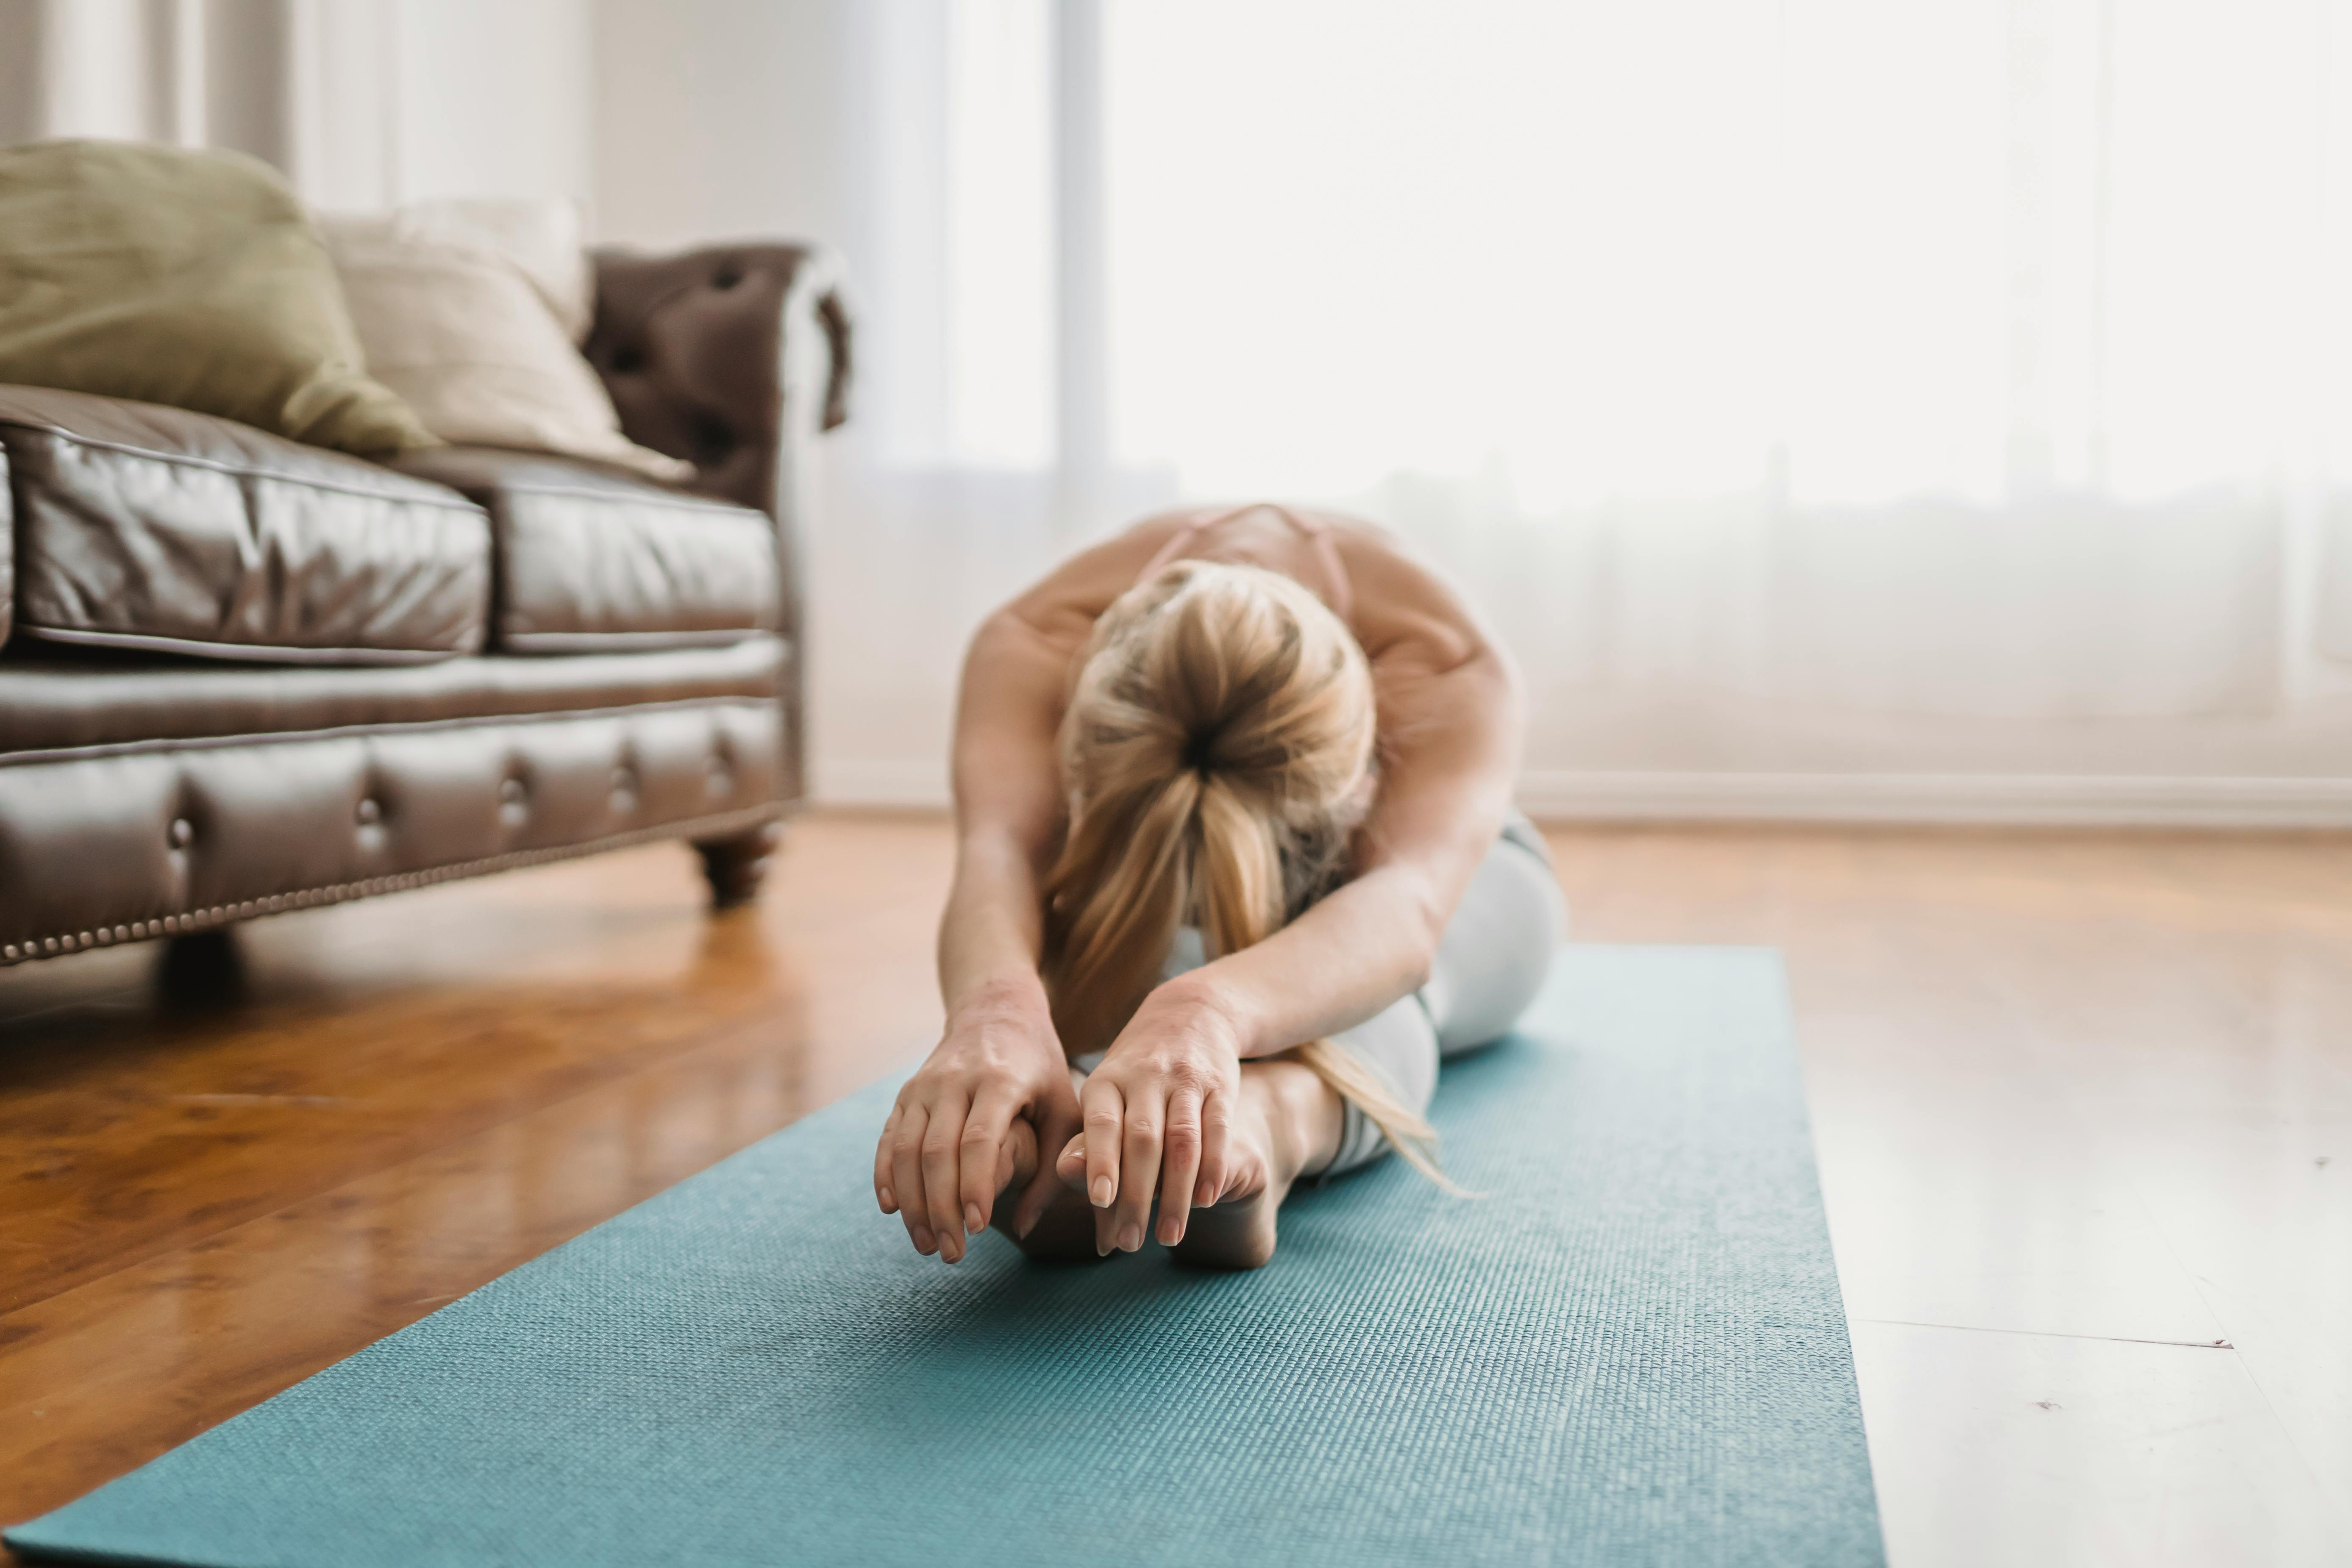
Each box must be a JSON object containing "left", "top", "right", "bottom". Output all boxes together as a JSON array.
[{"left": 1090, "top": 0, "right": 2352, "bottom": 510}]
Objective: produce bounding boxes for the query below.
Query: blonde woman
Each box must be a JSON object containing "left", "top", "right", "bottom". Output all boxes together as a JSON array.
[{"left": 873, "top": 503, "right": 1564, "bottom": 1269}]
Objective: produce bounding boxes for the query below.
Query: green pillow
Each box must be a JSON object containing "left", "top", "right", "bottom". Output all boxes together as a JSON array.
[{"left": 0, "top": 139, "right": 436, "bottom": 458}]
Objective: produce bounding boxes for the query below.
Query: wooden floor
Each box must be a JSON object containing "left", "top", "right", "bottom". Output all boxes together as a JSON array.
[{"left": 3, "top": 815, "right": 2348, "bottom": 1566}]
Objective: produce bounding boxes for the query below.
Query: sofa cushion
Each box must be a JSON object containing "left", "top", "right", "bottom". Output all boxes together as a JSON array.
[
  {"left": 0, "top": 386, "right": 490, "bottom": 663},
  {"left": 0, "top": 140, "right": 436, "bottom": 457},
  {"left": 390, "top": 447, "right": 778, "bottom": 653},
  {"left": 317, "top": 212, "right": 692, "bottom": 483}
]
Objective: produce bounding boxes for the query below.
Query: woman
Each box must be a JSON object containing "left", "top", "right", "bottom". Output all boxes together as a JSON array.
[{"left": 873, "top": 503, "right": 1563, "bottom": 1268}]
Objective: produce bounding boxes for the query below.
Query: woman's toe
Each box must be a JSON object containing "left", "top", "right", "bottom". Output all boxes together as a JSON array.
[{"left": 994, "top": 1118, "right": 1039, "bottom": 1195}]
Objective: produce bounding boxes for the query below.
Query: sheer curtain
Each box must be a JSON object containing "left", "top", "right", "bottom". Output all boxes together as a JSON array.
[
  {"left": 0, "top": 0, "right": 592, "bottom": 214},
  {"left": 813, "top": 0, "right": 2352, "bottom": 819}
]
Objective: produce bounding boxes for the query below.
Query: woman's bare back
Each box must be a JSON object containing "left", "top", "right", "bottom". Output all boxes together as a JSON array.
[{"left": 1001, "top": 504, "right": 1503, "bottom": 735}]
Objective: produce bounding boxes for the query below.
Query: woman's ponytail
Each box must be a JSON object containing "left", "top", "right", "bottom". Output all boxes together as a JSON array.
[
  {"left": 1040, "top": 763, "right": 1198, "bottom": 1060},
  {"left": 1190, "top": 774, "right": 1458, "bottom": 1193}
]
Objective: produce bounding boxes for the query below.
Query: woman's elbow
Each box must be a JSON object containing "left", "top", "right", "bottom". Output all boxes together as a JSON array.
[{"left": 1397, "top": 875, "right": 1451, "bottom": 992}]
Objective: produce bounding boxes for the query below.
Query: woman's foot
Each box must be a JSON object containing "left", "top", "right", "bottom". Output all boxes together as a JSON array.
[
  {"left": 979, "top": 1113, "right": 1112, "bottom": 1262},
  {"left": 1168, "top": 1060, "right": 1340, "bottom": 1269},
  {"left": 1050, "top": 1059, "right": 1343, "bottom": 1270}
]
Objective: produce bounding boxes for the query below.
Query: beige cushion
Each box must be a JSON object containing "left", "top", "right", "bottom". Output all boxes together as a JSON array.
[
  {"left": 0, "top": 139, "right": 435, "bottom": 459},
  {"left": 319, "top": 211, "right": 690, "bottom": 484},
  {"left": 367, "top": 197, "right": 597, "bottom": 344}
]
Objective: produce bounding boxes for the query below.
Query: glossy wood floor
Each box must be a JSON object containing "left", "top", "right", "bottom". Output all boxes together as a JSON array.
[{"left": 3, "top": 815, "right": 2348, "bottom": 1566}]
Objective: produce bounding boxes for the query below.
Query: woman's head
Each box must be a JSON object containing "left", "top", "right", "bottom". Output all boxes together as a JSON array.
[
  {"left": 1042, "top": 562, "right": 1374, "bottom": 1051},
  {"left": 1040, "top": 562, "right": 1448, "bottom": 1182}
]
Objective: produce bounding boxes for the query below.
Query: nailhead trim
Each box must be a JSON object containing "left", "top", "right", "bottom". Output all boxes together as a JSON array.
[{"left": 1, "top": 805, "right": 786, "bottom": 968}]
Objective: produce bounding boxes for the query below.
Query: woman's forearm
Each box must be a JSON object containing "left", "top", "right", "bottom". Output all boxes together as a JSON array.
[
  {"left": 937, "top": 826, "right": 1055, "bottom": 1021},
  {"left": 1156, "top": 863, "right": 1450, "bottom": 1058}
]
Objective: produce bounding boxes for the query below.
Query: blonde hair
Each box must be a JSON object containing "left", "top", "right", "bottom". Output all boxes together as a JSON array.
[{"left": 1040, "top": 559, "right": 1450, "bottom": 1185}]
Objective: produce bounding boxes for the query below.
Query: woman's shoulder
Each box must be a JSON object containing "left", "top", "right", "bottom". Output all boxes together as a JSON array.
[
  {"left": 993, "top": 514, "right": 1190, "bottom": 648},
  {"left": 1308, "top": 512, "right": 1498, "bottom": 671}
]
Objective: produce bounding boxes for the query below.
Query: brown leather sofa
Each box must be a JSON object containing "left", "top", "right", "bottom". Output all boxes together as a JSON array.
[{"left": 0, "top": 243, "right": 851, "bottom": 969}]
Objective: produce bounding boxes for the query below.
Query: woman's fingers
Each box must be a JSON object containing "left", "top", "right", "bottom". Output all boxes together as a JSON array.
[
  {"left": 1013, "top": 1105, "right": 1084, "bottom": 1239},
  {"left": 993, "top": 1116, "right": 1039, "bottom": 1199},
  {"left": 1080, "top": 1077, "right": 1129, "bottom": 1255},
  {"left": 1157, "top": 1089, "right": 1204, "bottom": 1245},
  {"left": 956, "top": 1090, "right": 1018, "bottom": 1236},
  {"left": 1112, "top": 1086, "right": 1165, "bottom": 1253},
  {"left": 890, "top": 1103, "right": 936, "bottom": 1254},
  {"left": 920, "top": 1093, "right": 971, "bottom": 1262},
  {"left": 1196, "top": 1090, "right": 1233, "bottom": 1206},
  {"left": 875, "top": 1102, "right": 903, "bottom": 1214},
  {"left": 1080, "top": 1077, "right": 1125, "bottom": 1215}
]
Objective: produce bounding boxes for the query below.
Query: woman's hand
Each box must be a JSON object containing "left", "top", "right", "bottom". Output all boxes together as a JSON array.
[
  {"left": 876, "top": 978, "right": 1079, "bottom": 1263},
  {"left": 1057, "top": 976, "right": 1250, "bottom": 1254}
]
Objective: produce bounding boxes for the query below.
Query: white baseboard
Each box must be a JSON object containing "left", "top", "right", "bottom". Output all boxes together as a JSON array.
[
  {"left": 1516, "top": 770, "right": 2352, "bottom": 828},
  {"left": 816, "top": 756, "right": 2352, "bottom": 827}
]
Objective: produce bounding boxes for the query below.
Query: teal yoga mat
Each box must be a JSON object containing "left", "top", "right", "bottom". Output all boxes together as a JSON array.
[{"left": 8, "top": 947, "right": 1883, "bottom": 1568}]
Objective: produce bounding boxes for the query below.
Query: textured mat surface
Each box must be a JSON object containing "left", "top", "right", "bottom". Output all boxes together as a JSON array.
[{"left": 8, "top": 947, "right": 1882, "bottom": 1568}]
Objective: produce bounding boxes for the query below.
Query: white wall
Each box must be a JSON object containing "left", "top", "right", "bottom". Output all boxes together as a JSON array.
[
  {"left": 389, "top": 0, "right": 591, "bottom": 207},
  {"left": 589, "top": 0, "right": 847, "bottom": 252}
]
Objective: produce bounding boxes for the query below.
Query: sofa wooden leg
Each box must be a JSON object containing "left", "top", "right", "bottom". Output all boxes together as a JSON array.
[
  {"left": 158, "top": 927, "right": 246, "bottom": 1009},
  {"left": 695, "top": 822, "right": 783, "bottom": 909}
]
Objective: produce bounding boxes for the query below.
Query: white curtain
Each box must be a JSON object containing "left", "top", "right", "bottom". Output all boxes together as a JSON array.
[
  {"left": 20, "top": 0, "right": 2345, "bottom": 818},
  {"left": 0, "top": 0, "right": 591, "bottom": 214},
  {"left": 806, "top": 0, "right": 2352, "bottom": 817}
]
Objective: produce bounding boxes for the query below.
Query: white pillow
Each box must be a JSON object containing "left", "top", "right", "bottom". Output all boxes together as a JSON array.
[
  {"left": 383, "top": 197, "right": 596, "bottom": 344},
  {"left": 317, "top": 208, "right": 690, "bottom": 484}
]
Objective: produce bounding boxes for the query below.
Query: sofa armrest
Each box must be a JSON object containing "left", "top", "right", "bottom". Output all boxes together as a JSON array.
[
  {"left": 585, "top": 242, "right": 851, "bottom": 525},
  {"left": 586, "top": 243, "right": 848, "bottom": 807}
]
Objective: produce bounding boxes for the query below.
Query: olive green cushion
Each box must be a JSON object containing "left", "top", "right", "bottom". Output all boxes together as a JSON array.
[{"left": 0, "top": 140, "right": 435, "bottom": 459}]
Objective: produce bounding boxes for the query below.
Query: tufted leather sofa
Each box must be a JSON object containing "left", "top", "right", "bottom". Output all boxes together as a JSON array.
[{"left": 0, "top": 242, "right": 850, "bottom": 968}]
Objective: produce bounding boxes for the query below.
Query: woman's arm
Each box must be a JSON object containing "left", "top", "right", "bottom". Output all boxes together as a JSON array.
[
  {"left": 1073, "top": 548, "right": 1525, "bottom": 1251},
  {"left": 1170, "top": 640, "right": 1522, "bottom": 1052},
  {"left": 874, "top": 605, "right": 1083, "bottom": 1261}
]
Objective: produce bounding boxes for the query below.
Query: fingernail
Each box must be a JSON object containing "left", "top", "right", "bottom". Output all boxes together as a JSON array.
[
  {"left": 913, "top": 1227, "right": 935, "bottom": 1254},
  {"left": 1159, "top": 1218, "right": 1182, "bottom": 1245},
  {"left": 1195, "top": 1180, "right": 1215, "bottom": 1205},
  {"left": 1015, "top": 1214, "right": 1035, "bottom": 1241},
  {"left": 878, "top": 1188, "right": 895, "bottom": 1212},
  {"left": 1118, "top": 1223, "right": 1141, "bottom": 1252},
  {"left": 1096, "top": 1236, "right": 1112, "bottom": 1257},
  {"left": 1090, "top": 1176, "right": 1114, "bottom": 1207},
  {"left": 965, "top": 1203, "right": 985, "bottom": 1234}
]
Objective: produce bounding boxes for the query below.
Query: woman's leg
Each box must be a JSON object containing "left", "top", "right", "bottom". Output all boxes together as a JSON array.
[
  {"left": 1317, "top": 992, "right": 1441, "bottom": 1176},
  {"left": 1315, "top": 813, "right": 1564, "bottom": 1175},
  {"left": 1420, "top": 812, "right": 1566, "bottom": 1057}
]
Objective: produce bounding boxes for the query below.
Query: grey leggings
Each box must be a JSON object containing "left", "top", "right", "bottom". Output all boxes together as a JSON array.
[{"left": 1153, "top": 813, "right": 1566, "bottom": 1176}]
